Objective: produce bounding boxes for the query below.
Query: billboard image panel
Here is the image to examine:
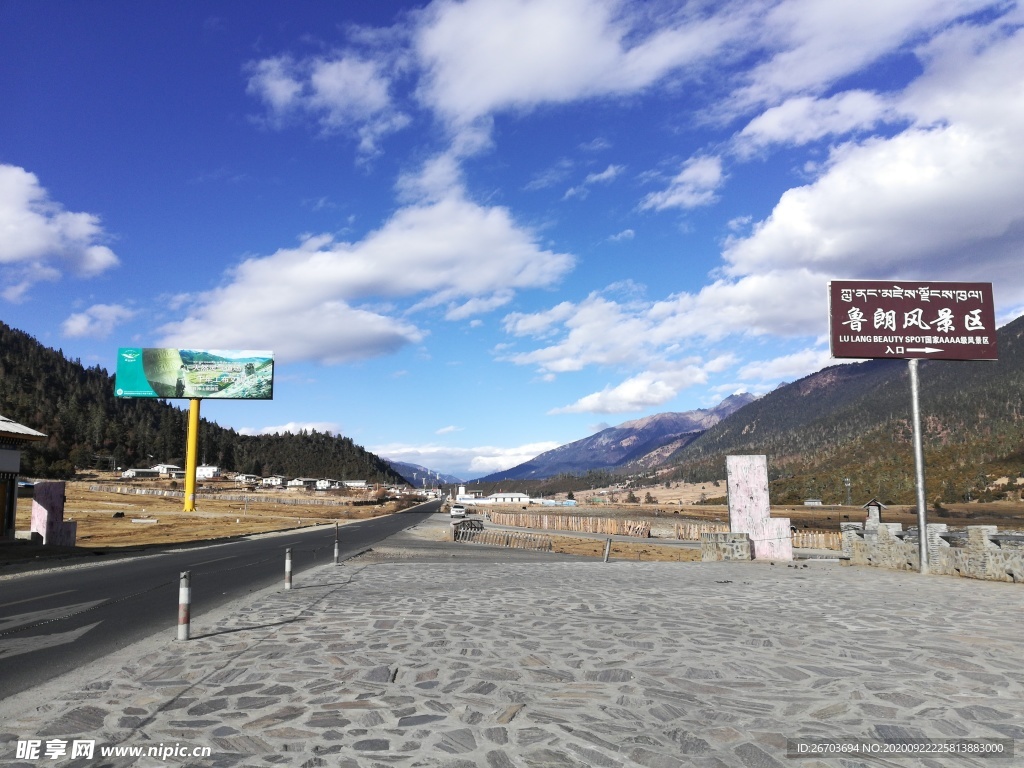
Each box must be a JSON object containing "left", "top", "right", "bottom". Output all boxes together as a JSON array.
[{"left": 115, "top": 349, "right": 274, "bottom": 399}]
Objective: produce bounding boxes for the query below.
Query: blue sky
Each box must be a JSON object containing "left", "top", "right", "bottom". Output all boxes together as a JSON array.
[{"left": 2, "top": 1, "right": 1023, "bottom": 479}]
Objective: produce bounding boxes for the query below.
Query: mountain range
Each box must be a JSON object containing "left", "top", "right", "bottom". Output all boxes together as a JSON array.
[
  {"left": 385, "top": 460, "right": 463, "bottom": 487},
  {"left": 660, "top": 314, "right": 1024, "bottom": 505},
  {"left": 477, "top": 393, "right": 757, "bottom": 481}
]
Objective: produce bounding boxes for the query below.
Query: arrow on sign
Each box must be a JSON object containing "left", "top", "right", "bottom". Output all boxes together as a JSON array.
[{"left": 906, "top": 347, "right": 944, "bottom": 354}]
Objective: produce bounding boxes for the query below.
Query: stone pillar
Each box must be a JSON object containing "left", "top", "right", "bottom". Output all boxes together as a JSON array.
[
  {"left": 926, "top": 523, "right": 949, "bottom": 572},
  {"left": 30, "top": 481, "right": 76, "bottom": 547},
  {"left": 726, "top": 455, "right": 792, "bottom": 560},
  {"left": 840, "top": 522, "right": 863, "bottom": 558}
]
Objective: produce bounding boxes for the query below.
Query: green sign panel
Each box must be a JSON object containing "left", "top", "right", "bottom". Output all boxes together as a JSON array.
[{"left": 115, "top": 349, "right": 274, "bottom": 400}]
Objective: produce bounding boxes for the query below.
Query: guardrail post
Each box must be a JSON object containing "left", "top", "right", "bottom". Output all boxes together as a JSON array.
[
  {"left": 603, "top": 538, "right": 612, "bottom": 563},
  {"left": 285, "top": 548, "right": 293, "bottom": 590},
  {"left": 334, "top": 522, "right": 340, "bottom": 565},
  {"left": 177, "top": 571, "right": 191, "bottom": 641}
]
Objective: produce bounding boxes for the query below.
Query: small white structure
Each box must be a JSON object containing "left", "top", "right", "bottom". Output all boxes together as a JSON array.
[
  {"left": 121, "top": 468, "right": 159, "bottom": 479},
  {"left": 343, "top": 480, "right": 367, "bottom": 489},
  {"left": 153, "top": 463, "right": 181, "bottom": 477},
  {"left": 234, "top": 473, "right": 261, "bottom": 484},
  {"left": 803, "top": 498, "right": 823, "bottom": 506},
  {"left": 196, "top": 465, "right": 221, "bottom": 480},
  {"left": 261, "top": 475, "right": 286, "bottom": 487},
  {"left": 316, "top": 478, "right": 340, "bottom": 491},
  {"left": 288, "top": 477, "right": 318, "bottom": 489}
]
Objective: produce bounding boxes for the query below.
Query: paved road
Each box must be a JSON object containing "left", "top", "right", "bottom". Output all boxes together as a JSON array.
[
  {"left": 1, "top": 517, "right": 1021, "bottom": 767},
  {"left": 0, "top": 500, "right": 440, "bottom": 700}
]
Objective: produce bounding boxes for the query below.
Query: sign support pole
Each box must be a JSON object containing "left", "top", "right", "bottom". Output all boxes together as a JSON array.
[
  {"left": 908, "top": 359, "right": 929, "bottom": 574},
  {"left": 184, "top": 398, "right": 201, "bottom": 512}
]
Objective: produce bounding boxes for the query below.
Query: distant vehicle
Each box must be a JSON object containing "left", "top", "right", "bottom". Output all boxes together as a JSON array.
[{"left": 450, "top": 504, "right": 466, "bottom": 518}]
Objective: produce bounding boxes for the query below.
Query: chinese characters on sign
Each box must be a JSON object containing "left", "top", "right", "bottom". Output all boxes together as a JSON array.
[{"left": 828, "top": 281, "right": 997, "bottom": 360}]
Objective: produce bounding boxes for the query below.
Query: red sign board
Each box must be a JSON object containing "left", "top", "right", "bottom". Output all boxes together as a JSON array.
[{"left": 829, "top": 281, "right": 997, "bottom": 360}]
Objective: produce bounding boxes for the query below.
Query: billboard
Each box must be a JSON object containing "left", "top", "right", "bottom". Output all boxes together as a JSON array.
[
  {"left": 829, "top": 281, "right": 996, "bottom": 361},
  {"left": 115, "top": 349, "right": 274, "bottom": 399}
]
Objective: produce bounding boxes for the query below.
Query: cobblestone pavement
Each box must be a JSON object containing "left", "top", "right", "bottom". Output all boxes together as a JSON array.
[{"left": 1, "top": 524, "right": 1022, "bottom": 767}]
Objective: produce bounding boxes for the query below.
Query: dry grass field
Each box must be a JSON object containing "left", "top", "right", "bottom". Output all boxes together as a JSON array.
[{"left": 14, "top": 481, "right": 400, "bottom": 551}]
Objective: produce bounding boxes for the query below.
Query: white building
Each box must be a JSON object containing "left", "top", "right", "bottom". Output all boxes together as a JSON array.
[
  {"left": 316, "top": 478, "right": 339, "bottom": 491},
  {"left": 261, "top": 475, "right": 286, "bottom": 487},
  {"left": 288, "top": 477, "right": 318, "bottom": 489},
  {"left": 489, "top": 492, "right": 530, "bottom": 504},
  {"left": 152, "top": 463, "right": 181, "bottom": 477},
  {"left": 343, "top": 480, "right": 367, "bottom": 489},
  {"left": 196, "top": 465, "right": 221, "bottom": 480}
]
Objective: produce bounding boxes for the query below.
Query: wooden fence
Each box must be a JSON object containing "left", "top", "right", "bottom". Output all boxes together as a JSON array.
[
  {"left": 87, "top": 484, "right": 354, "bottom": 507},
  {"left": 791, "top": 531, "right": 842, "bottom": 550},
  {"left": 676, "top": 522, "right": 841, "bottom": 550},
  {"left": 675, "top": 522, "right": 729, "bottom": 540},
  {"left": 454, "top": 528, "right": 553, "bottom": 551},
  {"left": 487, "top": 512, "right": 650, "bottom": 538}
]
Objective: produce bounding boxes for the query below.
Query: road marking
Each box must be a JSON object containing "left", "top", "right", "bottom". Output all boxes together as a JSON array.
[
  {"left": 0, "top": 621, "right": 102, "bottom": 659},
  {"left": 0, "top": 589, "right": 76, "bottom": 609},
  {"left": 187, "top": 555, "right": 239, "bottom": 567},
  {"left": 0, "top": 600, "right": 108, "bottom": 634}
]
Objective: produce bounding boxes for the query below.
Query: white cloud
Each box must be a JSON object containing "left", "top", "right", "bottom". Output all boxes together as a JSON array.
[
  {"left": 738, "top": 347, "right": 835, "bottom": 382},
  {"left": 0, "top": 164, "right": 119, "bottom": 300},
  {"left": 609, "top": 229, "right": 635, "bottom": 242},
  {"left": 239, "top": 422, "right": 342, "bottom": 436},
  {"left": 501, "top": 292, "right": 653, "bottom": 372},
  {"left": 640, "top": 155, "right": 724, "bottom": 211},
  {"left": 563, "top": 163, "right": 625, "bottom": 199},
  {"left": 247, "top": 53, "right": 409, "bottom": 154},
  {"left": 727, "top": 0, "right": 997, "bottom": 113},
  {"left": 160, "top": 193, "right": 574, "bottom": 363},
  {"left": 414, "top": 0, "right": 745, "bottom": 126},
  {"left": 445, "top": 292, "right": 514, "bottom": 320},
  {"left": 61, "top": 304, "right": 136, "bottom": 338},
  {"left": 550, "top": 364, "right": 710, "bottom": 414},
  {"left": 736, "top": 91, "right": 894, "bottom": 154},
  {"left": 436, "top": 425, "right": 463, "bottom": 434}
]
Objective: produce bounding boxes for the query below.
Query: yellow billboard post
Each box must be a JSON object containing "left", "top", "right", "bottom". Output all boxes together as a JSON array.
[
  {"left": 183, "top": 398, "right": 201, "bottom": 512},
  {"left": 113, "top": 349, "right": 274, "bottom": 513}
]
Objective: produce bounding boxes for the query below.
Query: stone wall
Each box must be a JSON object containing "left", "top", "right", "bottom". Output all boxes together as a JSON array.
[
  {"left": 844, "top": 522, "right": 1024, "bottom": 583},
  {"left": 701, "top": 532, "right": 751, "bottom": 561}
]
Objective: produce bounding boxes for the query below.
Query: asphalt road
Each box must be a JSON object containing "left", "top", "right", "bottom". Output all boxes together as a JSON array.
[{"left": 0, "top": 499, "right": 441, "bottom": 701}]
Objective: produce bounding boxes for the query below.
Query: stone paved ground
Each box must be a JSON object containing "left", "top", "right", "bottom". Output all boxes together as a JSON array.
[{"left": 1, "top": 532, "right": 1022, "bottom": 767}]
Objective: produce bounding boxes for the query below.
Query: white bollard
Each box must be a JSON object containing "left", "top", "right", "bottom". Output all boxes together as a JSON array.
[
  {"left": 334, "top": 522, "right": 340, "bottom": 565},
  {"left": 285, "top": 548, "right": 293, "bottom": 590},
  {"left": 177, "top": 571, "right": 191, "bottom": 641},
  {"left": 603, "top": 538, "right": 612, "bottom": 563}
]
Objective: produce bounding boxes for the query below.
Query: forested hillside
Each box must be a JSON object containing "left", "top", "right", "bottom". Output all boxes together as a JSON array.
[
  {"left": 0, "top": 322, "right": 403, "bottom": 483},
  {"left": 666, "top": 314, "right": 1024, "bottom": 505}
]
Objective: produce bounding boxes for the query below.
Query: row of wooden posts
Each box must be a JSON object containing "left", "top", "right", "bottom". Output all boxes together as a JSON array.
[
  {"left": 177, "top": 523, "right": 343, "bottom": 641},
  {"left": 488, "top": 511, "right": 652, "bottom": 538}
]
